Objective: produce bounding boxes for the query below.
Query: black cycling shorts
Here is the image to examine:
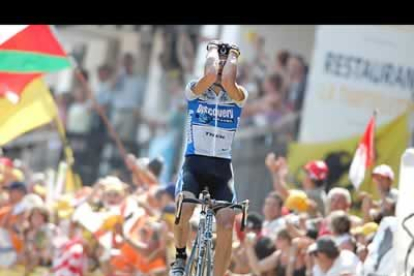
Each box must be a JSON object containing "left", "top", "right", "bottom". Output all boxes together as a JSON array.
[{"left": 175, "top": 155, "right": 236, "bottom": 203}]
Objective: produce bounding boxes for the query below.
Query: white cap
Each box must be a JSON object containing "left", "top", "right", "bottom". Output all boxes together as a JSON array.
[{"left": 372, "top": 164, "right": 394, "bottom": 181}]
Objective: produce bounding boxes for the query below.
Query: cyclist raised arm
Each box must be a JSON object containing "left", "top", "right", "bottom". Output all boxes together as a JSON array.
[
  {"left": 190, "top": 41, "right": 220, "bottom": 95},
  {"left": 171, "top": 40, "right": 248, "bottom": 276},
  {"left": 221, "top": 44, "right": 246, "bottom": 103}
]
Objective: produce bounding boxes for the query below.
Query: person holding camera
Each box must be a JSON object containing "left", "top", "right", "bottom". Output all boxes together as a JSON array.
[{"left": 171, "top": 40, "right": 248, "bottom": 276}]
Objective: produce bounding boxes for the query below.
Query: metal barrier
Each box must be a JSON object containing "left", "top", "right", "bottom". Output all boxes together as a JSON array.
[{"left": 232, "top": 113, "right": 299, "bottom": 213}]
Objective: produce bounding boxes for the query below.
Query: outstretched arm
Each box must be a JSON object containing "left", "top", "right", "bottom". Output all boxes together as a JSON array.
[{"left": 125, "top": 154, "right": 158, "bottom": 187}]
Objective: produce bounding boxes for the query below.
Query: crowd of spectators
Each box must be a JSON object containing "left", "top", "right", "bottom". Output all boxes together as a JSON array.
[
  {"left": 0, "top": 148, "right": 399, "bottom": 276},
  {"left": 1, "top": 27, "right": 401, "bottom": 276}
]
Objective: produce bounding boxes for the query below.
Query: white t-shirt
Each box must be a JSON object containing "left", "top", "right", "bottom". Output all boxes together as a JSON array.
[
  {"left": 67, "top": 103, "right": 92, "bottom": 134},
  {"left": 262, "top": 216, "right": 286, "bottom": 241},
  {"left": 313, "top": 250, "right": 360, "bottom": 276}
]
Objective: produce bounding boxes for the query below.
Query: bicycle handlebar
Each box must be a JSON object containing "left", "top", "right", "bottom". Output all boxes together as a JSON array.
[{"left": 174, "top": 192, "right": 249, "bottom": 232}]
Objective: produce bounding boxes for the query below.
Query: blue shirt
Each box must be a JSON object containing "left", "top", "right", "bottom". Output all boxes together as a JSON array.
[
  {"left": 184, "top": 80, "right": 248, "bottom": 159},
  {"left": 113, "top": 73, "right": 146, "bottom": 110}
]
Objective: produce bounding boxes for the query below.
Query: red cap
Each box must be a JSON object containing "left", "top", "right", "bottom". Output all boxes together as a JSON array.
[
  {"left": 304, "top": 160, "right": 328, "bottom": 181},
  {"left": 0, "top": 157, "right": 13, "bottom": 168}
]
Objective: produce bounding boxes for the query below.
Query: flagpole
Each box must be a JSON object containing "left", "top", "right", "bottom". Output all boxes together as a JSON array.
[
  {"left": 69, "top": 57, "right": 129, "bottom": 169},
  {"left": 52, "top": 115, "right": 78, "bottom": 192}
]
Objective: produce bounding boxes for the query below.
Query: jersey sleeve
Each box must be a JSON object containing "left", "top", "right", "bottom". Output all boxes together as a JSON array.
[
  {"left": 234, "top": 85, "right": 249, "bottom": 107},
  {"left": 184, "top": 80, "right": 200, "bottom": 101}
]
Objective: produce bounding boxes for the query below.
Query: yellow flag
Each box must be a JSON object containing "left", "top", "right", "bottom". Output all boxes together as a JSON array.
[
  {"left": 65, "top": 165, "right": 82, "bottom": 193},
  {"left": 288, "top": 112, "right": 409, "bottom": 199},
  {"left": 0, "top": 77, "right": 56, "bottom": 145}
]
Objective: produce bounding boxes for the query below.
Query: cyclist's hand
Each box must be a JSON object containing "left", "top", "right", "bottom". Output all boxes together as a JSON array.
[{"left": 206, "top": 40, "right": 221, "bottom": 52}]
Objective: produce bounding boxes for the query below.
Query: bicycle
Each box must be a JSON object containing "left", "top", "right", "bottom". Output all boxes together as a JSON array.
[{"left": 175, "top": 188, "right": 249, "bottom": 276}]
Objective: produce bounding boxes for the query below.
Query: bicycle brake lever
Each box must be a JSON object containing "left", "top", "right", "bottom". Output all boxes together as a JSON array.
[{"left": 241, "top": 200, "right": 249, "bottom": 232}]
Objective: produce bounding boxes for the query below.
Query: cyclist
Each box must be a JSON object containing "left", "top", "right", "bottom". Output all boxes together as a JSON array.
[{"left": 171, "top": 40, "right": 248, "bottom": 276}]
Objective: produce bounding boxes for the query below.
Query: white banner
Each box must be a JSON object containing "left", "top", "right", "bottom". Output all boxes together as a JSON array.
[
  {"left": 395, "top": 148, "right": 414, "bottom": 276},
  {"left": 299, "top": 25, "right": 414, "bottom": 143}
]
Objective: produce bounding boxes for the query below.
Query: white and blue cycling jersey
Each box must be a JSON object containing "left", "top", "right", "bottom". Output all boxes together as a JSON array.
[{"left": 184, "top": 80, "right": 248, "bottom": 159}]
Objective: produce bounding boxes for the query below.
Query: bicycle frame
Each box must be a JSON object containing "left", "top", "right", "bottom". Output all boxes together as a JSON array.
[
  {"left": 175, "top": 189, "right": 248, "bottom": 276},
  {"left": 193, "top": 205, "right": 214, "bottom": 276}
]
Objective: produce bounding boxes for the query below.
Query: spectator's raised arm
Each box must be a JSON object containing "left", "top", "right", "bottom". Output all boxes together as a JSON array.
[
  {"left": 125, "top": 154, "right": 158, "bottom": 188},
  {"left": 265, "top": 153, "right": 290, "bottom": 200}
]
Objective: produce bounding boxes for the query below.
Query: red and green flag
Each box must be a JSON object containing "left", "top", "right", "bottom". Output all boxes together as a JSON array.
[
  {"left": 0, "top": 25, "right": 71, "bottom": 145},
  {"left": 0, "top": 25, "right": 70, "bottom": 101}
]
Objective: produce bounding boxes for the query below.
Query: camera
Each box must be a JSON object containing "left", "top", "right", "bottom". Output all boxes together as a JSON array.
[
  {"left": 207, "top": 41, "right": 240, "bottom": 57},
  {"left": 218, "top": 43, "right": 231, "bottom": 56}
]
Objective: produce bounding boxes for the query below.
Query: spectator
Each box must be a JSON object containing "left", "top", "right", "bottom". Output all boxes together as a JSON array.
[
  {"left": 327, "top": 211, "right": 355, "bottom": 252},
  {"left": 254, "top": 236, "right": 277, "bottom": 262},
  {"left": 160, "top": 204, "right": 176, "bottom": 265},
  {"left": 237, "top": 62, "right": 260, "bottom": 100},
  {"left": 273, "top": 50, "right": 290, "bottom": 77},
  {"left": 261, "top": 191, "right": 286, "bottom": 241},
  {"left": 111, "top": 213, "right": 168, "bottom": 276},
  {"left": 230, "top": 212, "right": 267, "bottom": 276},
  {"left": 126, "top": 154, "right": 163, "bottom": 189},
  {"left": 176, "top": 26, "right": 196, "bottom": 83},
  {"left": 266, "top": 154, "right": 328, "bottom": 217},
  {"left": 51, "top": 220, "right": 86, "bottom": 276},
  {"left": 23, "top": 206, "right": 56, "bottom": 273},
  {"left": 318, "top": 187, "right": 363, "bottom": 237},
  {"left": 92, "top": 64, "right": 114, "bottom": 133},
  {"left": 361, "top": 164, "right": 398, "bottom": 223},
  {"left": 251, "top": 36, "right": 268, "bottom": 85},
  {"left": 0, "top": 182, "right": 28, "bottom": 267},
  {"left": 66, "top": 87, "right": 92, "bottom": 135},
  {"left": 111, "top": 53, "right": 146, "bottom": 153},
  {"left": 351, "top": 222, "right": 378, "bottom": 247},
  {"left": 96, "top": 64, "right": 114, "bottom": 109},
  {"left": 245, "top": 227, "right": 306, "bottom": 276},
  {"left": 144, "top": 73, "right": 186, "bottom": 183},
  {"left": 55, "top": 92, "right": 71, "bottom": 127},
  {"left": 286, "top": 55, "right": 307, "bottom": 112},
  {"left": 0, "top": 157, "right": 15, "bottom": 187},
  {"left": 243, "top": 73, "right": 288, "bottom": 126},
  {"left": 308, "top": 236, "right": 358, "bottom": 276},
  {"left": 155, "top": 183, "right": 175, "bottom": 211}
]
